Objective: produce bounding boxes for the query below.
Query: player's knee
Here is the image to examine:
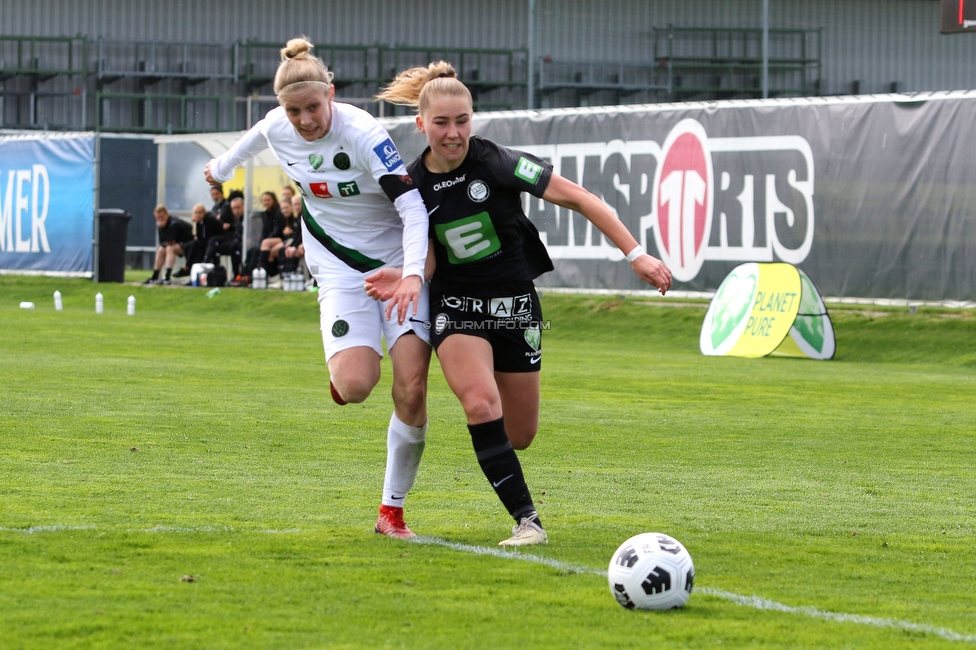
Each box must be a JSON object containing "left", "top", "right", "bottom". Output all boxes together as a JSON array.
[
  {"left": 332, "top": 375, "right": 377, "bottom": 404},
  {"left": 460, "top": 391, "right": 501, "bottom": 425},
  {"left": 392, "top": 377, "right": 426, "bottom": 421},
  {"left": 508, "top": 427, "right": 537, "bottom": 450},
  {"left": 336, "top": 384, "right": 371, "bottom": 404}
]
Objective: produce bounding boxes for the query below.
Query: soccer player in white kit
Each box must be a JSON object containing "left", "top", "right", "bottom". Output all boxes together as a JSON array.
[{"left": 204, "top": 37, "right": 431, "bottom": 539}]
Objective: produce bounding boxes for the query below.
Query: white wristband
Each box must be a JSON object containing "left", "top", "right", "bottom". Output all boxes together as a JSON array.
[{"left": 625, "top": 245, "right": 644, "bottom": 263}]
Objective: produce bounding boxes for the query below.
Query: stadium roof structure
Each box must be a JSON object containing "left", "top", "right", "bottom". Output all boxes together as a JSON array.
[{"left": 153, "top": 130, "right": 278, "bottom": 169}]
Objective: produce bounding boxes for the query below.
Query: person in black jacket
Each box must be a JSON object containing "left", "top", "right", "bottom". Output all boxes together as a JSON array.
[
  {"left": 172, "top": 203, "right": 223, "bottom": 278},
  {"left": 263, "top": 191, "right": 298, "bottom": 275},
  {"left": 210, "top": 185, "right": 229, "bottom": 219},
  {"left": 204, "top": 193, "right": 244, "bottom": 277},
  {"left": 281, "top": 193, "right": 305, "bottom": 274},
  {"left": 143, "top": 204, "right": 194, "bottom": 285},
  {"left": 240, "top": 191, "right": 285, "bottom": 282}
]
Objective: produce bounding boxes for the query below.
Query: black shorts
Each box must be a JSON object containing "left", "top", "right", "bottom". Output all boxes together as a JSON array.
[
  {"left": 429, "top": 279, "right": 544, "bottom": 373},
  {"left": 160, "top": 238, "right": 192, "bottom": 249}
]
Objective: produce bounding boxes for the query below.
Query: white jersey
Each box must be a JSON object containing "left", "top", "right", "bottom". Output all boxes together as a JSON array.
[{"left": 210, "top": 103, "right": 427, "bottom": 285}]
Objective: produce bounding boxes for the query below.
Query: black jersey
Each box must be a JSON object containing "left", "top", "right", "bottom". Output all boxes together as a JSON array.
[
  {"left": 157, "top": 216, "right": 193, "bottom": 245},
  {"left": 408, "top": 136, "right": 555, "bottom": 287}
]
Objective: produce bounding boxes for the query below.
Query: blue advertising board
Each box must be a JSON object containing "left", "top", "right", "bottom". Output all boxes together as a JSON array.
[{"left": 0, "top": 135, "right": 95, "bottom": 275}]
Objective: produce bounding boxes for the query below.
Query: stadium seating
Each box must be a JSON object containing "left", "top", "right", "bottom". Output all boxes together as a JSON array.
[{"left": 0, "top": 29, "right": 823, "bottom": 132}]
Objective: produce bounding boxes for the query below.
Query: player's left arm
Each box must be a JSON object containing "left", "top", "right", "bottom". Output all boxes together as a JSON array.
[
  {"left": 205, "top": 122, "right": 269, "bottom": 185},
  {"left": 542, "top": 173, "right": 672, "bottom": 294}
]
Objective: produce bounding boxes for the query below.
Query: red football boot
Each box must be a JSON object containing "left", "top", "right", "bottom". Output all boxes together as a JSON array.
[{"left": 374, "top": 504, "right": 416, "bottom": 539}]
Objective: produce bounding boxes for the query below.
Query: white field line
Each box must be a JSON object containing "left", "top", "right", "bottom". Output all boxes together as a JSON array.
[
  {"left": 0, "top": 525, "right": 300, "bottom": 535},
  {"left": 410, "top": 535, "right": 976, "bottom": 645},
  {"left": 5, "top": 525, "right": 972, "bottom": 643},
  {"left": 133, "top": 525, "right": 301, "bottom": 534},
  {"left": 0, "top": 525, "right": 96, "bottom": 534}
]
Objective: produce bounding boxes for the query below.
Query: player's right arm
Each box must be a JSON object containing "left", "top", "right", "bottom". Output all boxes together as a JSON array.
[
  {"left": 364, "top": 241, "right": 436, "bottom": 319},
  {"left": 204, "top": 122, "right": 270, "bottom": 185},
  {"left": 363, "top": 123, "right": 428, "bottom": 322},
  {"left": 542, "top": 173, "right": 672, "bottom": 295}
]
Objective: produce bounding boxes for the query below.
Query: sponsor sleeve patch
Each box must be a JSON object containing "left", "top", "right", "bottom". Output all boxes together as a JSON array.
[
  {"left": 514, "top": 157, "right": 543, "bottom": 184},
  {"left": 373, "top": 138, "right": 404, "bottom": 171}
]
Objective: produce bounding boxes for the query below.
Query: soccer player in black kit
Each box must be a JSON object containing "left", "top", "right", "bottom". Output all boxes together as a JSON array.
[{"left": 367, "top": 62, "right": 672, "bottom": 546}]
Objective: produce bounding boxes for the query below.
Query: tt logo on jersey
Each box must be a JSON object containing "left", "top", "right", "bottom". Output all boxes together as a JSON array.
[
  {"left": 373, "top": 139, "right": 402, "bottom": 171},
  {"left": 517, "top": 118, "right": 815, "bottom": 283},
  {"left": 338, "top": 181, "right": 360, "bottom": 197}
]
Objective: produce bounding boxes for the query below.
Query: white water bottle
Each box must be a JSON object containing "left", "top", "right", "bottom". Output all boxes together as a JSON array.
[
  {"left": 95, "top": 292, "right": 104, "bottom": 314},
  {"left": 127, "top": 295, "right": 136, "bottom": 316},
  {"left": 54, "top": 290, "right": 63, "bottom": 311}
]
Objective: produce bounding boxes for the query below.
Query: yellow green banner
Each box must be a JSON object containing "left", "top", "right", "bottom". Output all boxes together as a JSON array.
[
  {"left": 770, "top": 269, "right": 836, "bottom": 360},
  {"left": 700, "top": 263, "right": 835, "bottom": 360}
]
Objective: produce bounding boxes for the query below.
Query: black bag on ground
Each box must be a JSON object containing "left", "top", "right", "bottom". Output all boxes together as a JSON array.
[{"left": 205, "top": 265, "right": 228, "bottom": 287}]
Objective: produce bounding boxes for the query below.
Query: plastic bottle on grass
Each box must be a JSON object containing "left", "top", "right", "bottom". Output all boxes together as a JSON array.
[
  {"left": 205, "top": 288, "right": 221, "bottom": 298},
  {"left": 54, "top": 291, "right": 63, "bottom": 311},
  {"left": 95, "top": 293, "right": 104, "bottom": 314},
  {"left": 127, "top": 295, "right": 136, "bottom": 316}
]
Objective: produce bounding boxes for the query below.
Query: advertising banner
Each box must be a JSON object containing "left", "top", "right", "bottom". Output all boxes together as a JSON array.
[
  {"left": 775, "top": 269, "right": 836, "bottom": 360},
  {"left": 384, "top": 91, "right": 976, "bottom": 301},
  {"left": 700, "top": 262, "right": 835, "bottom": 360},
  {"left": 0, "top": 135, "right": 95, "bottom": 275}
]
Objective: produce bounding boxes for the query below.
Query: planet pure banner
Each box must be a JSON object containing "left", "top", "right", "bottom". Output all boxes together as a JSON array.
[
  {"left": 700, "top": 262, "right": 801, "bottom": 358},
  {"left": 773, "top": 269, "right": 836, "bottom": 360},
  {"left": 700, "top": 262, "right": 835, "bottom": 360},
  {"left": 383, "top": 92, "right": 976, "bottom": 301},
  {"left": 0, "top": 135, "right": 95, "bottom": 275}
]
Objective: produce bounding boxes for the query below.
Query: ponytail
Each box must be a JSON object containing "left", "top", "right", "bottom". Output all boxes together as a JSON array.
[{"left": 376, "top": 61, "right": 471, "bottom": 115}]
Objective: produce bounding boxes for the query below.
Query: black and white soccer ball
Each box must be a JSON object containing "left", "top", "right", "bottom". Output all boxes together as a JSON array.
[{"left": 607, "top": 532, "right": 695, "bottom": 610}]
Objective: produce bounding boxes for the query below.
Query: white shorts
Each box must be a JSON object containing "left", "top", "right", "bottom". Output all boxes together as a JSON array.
[{"left": 318, "top": 281, "right": 430, "bottom": 362}]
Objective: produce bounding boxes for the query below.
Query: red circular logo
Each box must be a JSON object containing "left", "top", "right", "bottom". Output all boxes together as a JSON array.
[{"left": 653, "top": 119, "right": 713, "bottom": 283}]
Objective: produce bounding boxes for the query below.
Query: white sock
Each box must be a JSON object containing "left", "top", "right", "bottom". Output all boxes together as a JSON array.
[{"left": 381, "top": 412, "right": 427, "bottom": 508}]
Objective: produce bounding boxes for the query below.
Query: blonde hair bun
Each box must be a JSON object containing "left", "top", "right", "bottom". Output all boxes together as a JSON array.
[
  {"left": 281, "top": 37, "right": 313, "bottom": 61},
  {"left": 274, "top": 36, "right": 334, "bottom": 94}
]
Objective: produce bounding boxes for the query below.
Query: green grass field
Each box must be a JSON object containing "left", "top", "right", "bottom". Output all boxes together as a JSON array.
[{"left": 1, "top": 274, "right": 975, "bottom": 649}]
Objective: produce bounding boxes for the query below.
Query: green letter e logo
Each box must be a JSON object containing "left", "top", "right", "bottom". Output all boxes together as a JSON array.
[
  {"left": 514, "top": 157, "right": 542, "bottom": 184},
  {"left": 435, "top": 212, "right": 501, "bottom": 264}
]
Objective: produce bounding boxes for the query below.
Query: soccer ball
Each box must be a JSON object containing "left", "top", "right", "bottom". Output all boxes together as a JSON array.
[{"left": 607, "top": 532, "right": 695, "bottom": 610}]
